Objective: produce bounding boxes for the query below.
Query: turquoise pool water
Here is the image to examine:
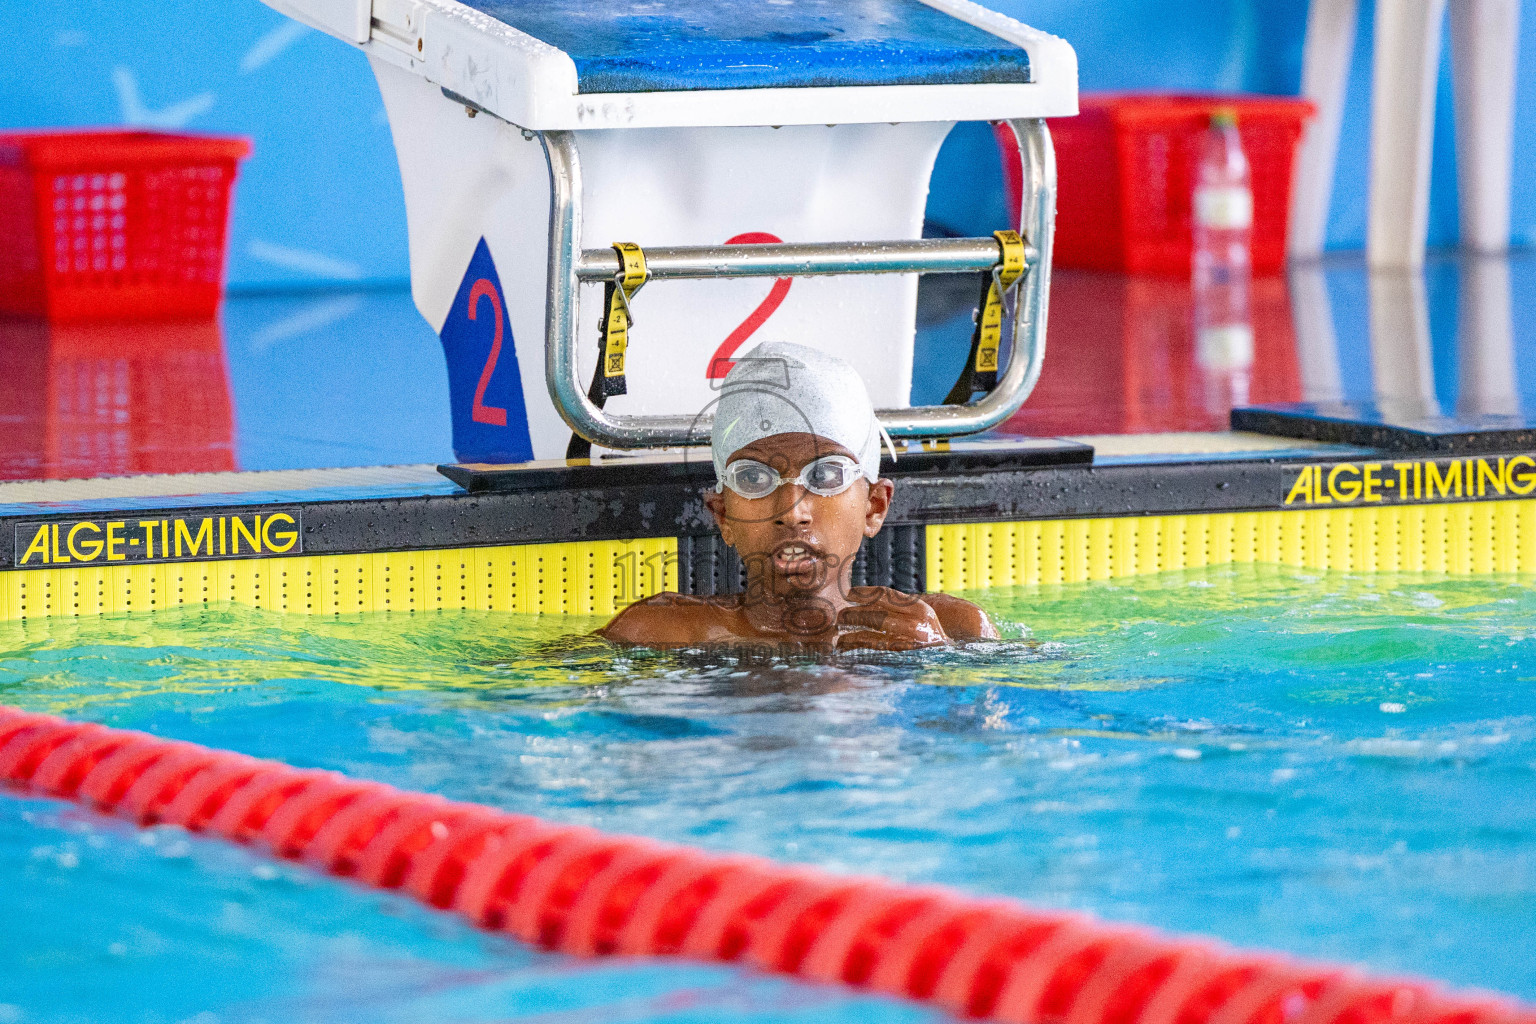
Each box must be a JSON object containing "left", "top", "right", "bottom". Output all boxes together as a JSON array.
[{"left": 2, "top": 566, "right": 1534, "bottom": 1022}]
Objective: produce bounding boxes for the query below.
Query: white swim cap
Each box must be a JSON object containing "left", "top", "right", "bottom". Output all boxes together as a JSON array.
[{"left": 711, "top": 342, "right": 884, "bottom": 485}]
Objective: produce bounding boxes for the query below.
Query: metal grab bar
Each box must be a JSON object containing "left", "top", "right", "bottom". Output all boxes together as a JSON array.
[
  {"left": 575, "top": 237, "right": 1037, "bottom": 282},
  {"left": 539, "top": 117, "right": 1057, "bottom": 449}
]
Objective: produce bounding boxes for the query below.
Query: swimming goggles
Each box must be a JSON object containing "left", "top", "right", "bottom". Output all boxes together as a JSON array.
[{"left": 717, "top": 454, "right": 863, "bottom": 499}]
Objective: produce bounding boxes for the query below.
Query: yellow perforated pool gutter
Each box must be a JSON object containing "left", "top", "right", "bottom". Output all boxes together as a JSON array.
[{"left": 0, "top": 433, "right": 1532, "bottom": 621}]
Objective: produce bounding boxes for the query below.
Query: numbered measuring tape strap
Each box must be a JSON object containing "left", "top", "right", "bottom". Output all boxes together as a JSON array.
[
  {"left": 597, "top": 242, "right": 649, "bottom": 397},
  {"left": 993, "top": 229, "right": 1027, "bottom": 286},
  {"left": 970, "top": 230, "right": 1028, "bottom": 390}
]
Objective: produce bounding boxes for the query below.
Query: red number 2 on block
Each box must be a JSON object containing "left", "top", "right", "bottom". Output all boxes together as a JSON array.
[
  {"left": 706, "top": 232, "right": 792, "bottom": 379},
  {"left": 468, "top": 278, "right": 509, "bottom": 426}
]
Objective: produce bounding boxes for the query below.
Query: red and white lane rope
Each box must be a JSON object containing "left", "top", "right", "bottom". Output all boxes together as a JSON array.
[{"left": 0, "top": 705, "right": 1527, "bottom": 1024}]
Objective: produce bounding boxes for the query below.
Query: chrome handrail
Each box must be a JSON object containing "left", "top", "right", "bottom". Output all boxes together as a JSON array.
[
  {"left": 539, "top": 118, "right": 1057, "bottom": 448},
  {"left": 574, "top": 237, "right": 1037, "bottom": 282}
]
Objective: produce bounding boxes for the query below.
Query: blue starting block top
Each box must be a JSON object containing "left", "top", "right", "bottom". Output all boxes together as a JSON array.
[{"left": 461, "top": 0, "right": 1031, "bottom": 94}]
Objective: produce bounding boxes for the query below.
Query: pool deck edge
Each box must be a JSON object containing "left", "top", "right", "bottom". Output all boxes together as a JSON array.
[{"left": 0, "top": 435, "right": 1531, "bottom": 618}]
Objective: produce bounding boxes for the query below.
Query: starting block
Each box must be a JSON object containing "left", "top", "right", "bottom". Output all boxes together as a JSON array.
[{"left": 260, "top": 0, "right": 1077, "bottom": 461}]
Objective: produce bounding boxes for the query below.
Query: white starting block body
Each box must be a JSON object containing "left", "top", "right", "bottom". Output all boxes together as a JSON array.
[{"left": 260, "top": 0, "right": 1078, "bottom": 461}]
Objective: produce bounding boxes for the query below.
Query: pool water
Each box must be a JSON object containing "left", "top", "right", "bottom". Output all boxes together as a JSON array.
[{"left": 2, "top": 565, "right": 1534, "bottom": 1022}]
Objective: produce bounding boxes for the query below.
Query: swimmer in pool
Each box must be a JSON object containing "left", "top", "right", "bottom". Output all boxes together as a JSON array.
[{"left": 601, "top": 342, "right": 997, "bottom": 652}]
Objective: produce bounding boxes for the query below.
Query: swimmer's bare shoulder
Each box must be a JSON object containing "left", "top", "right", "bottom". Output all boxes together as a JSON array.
[
  {"left": 844, "top": 587, "right": 998, "bottom": 645},
  {"left": 838, "top": 587, "right": 945, "bottom": 650},
  {"left": 598, "top": 592, "right": 740, "bottom": 647},
  {"left": 921, "top": 592, "right": 999, "bottom": 643}
]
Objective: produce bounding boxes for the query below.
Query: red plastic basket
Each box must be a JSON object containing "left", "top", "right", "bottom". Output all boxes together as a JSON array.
[
  {"left": 1000, "top": 94, "right": 1313, "bottom": 277},
  {"left": 0, "top": 130, "right": 250, "bottom": 321}
]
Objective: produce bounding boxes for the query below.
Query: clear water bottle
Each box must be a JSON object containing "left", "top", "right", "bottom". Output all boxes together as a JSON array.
[{"left": 1191, "top": 108, "right": 1254, "bottom": 416}]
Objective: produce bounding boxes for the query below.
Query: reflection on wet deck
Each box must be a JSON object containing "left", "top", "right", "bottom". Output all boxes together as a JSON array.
[
  {"left": 0, "top": 253, "right": 1531, "bottom": 483},
  {"left": 0, "top": 289, "right": 452, "bottom": 482},
  {"left": 1006, "top": 274, "right": 1302, "bottom": 435},
  {"left": 0, "top": 319, "right": 235, "bottom": 481},
  {"left": 918, "top": 252, "right": 1536, "bottom": 439}
]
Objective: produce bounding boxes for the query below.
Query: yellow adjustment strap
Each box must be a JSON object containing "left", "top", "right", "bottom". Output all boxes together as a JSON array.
[
  {"left": 973, "top": 229, "right": 1027, "bottom": 379},
  {"left": 601, "top": 242, "right": 648, "bottom": 389}
]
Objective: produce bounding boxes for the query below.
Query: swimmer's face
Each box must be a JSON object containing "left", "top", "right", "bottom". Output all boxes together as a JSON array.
[{"left": 704, "top": 431, "right": 893, "bottom": 594}]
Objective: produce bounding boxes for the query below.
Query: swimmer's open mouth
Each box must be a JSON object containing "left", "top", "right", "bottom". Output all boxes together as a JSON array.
[{"left": 771, "top": 540, "right": 823, "bottom": 574}]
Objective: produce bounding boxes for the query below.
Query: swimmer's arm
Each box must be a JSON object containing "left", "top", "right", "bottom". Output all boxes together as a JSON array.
[
  {"left": 597, "top": 593, "right": 718, "bottom": 647},
  {"left": 838, "top": 590, "right": 951, "bottom": 651},
  {"left": 921, "top": 593, "right": 999, "bottom": 643}
]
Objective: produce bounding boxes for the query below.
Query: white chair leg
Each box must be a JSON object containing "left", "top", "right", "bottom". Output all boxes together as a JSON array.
[
  {"left": 1368, "top": 0, "right": 1449, "bottom": 270},
  {"left": 1457, "top": 255, "right": 1518, "bottom": 416},
  {"left": 1368, "top": 271, "right": 1439, "bottom": 418},
  {"left": 1287, "top": 265, "right": 1345, "bottom": 401},
  {"left": 1289, "top": 0, "right": 1360, "bottom": 262},
  {"left": 1450, "top": 0, "right": 1520, "bottom": 252}
]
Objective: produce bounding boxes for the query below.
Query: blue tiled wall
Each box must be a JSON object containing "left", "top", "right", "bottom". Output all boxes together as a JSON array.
[{"left": 4, "top": 0, "right": 1531, "bottom": 289}]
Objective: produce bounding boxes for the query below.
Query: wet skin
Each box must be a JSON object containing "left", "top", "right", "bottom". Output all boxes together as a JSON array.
[{"left": 600, "top": 432, "right": 998, "bottom": 651}]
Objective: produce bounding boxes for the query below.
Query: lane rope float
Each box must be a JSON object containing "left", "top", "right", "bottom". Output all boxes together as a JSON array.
[{"left": 0, "top": 704, "right": 1529, "bottom": 1024}]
